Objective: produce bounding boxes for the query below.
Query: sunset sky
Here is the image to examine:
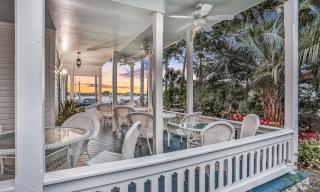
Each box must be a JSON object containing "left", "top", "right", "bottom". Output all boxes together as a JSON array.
[{"left": 73, "top": 58, "right": 182, "bottom": 94}]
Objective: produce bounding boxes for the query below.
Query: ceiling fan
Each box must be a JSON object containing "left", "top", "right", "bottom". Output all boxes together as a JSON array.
[{"left": 170, "top": 3, "right": 234, "bottom": 36}]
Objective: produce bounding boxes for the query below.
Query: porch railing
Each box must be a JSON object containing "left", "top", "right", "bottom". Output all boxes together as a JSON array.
[{"left": 43, "top": 128, "right": 293, "bottom": 192}]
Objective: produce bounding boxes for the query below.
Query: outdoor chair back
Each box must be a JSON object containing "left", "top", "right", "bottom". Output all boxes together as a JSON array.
[
  {"left": 113, "top": 106, "right": 135, "bottom": 128},
  {"left": 126, "top": 100, "right": 137, "bottom": 108},
  {"left": 96, "top": 103, "right": 112, "bottom": 126},
  {"left": 128, "top": 112, "right": 153, "bottom": 138},
  {"left": 121, "top": 122, "right": 141, "bottom": 159},
  {"left": 180, "top": 112, "right": 202, "bottom": 124},
  {"left": 127, "top": 112, "right": 153, "bottom": 154},
  {"left": 240, "top": 114, "right": 260, "bottom": 138},
  {"left": 62, "top": 112, "right": 100, "bottom": 140},
  {"left": 201, "top": 121, "right": 235, "bottom": 146}
]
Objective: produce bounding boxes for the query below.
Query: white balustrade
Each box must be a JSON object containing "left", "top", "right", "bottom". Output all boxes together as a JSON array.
[{"left": 42, "top": 128, "right": 293, "bottom": 192}]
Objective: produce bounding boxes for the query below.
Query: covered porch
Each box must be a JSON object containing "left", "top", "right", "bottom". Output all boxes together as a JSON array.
[{"left": 0, "top": 0, "right": 299, "bottom": 191}]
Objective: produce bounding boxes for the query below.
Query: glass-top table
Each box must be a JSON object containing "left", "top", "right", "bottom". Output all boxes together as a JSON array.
[
  {"left": 0, "top": 127, "right": 90, "bottom": 156},
  {"left": 182, "top": 122, "right": 208, "bottom": 130}
]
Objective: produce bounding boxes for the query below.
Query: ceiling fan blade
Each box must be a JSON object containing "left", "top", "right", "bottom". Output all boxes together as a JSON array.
[
  {"left": 198, "top": 4, "right": 213, "bottom": 17},
  {"left": 206, "top": 15, "right": 234, "bottom": 20},
  {"left": 169, "top": 15, "right": 193, "bottom": 19}
]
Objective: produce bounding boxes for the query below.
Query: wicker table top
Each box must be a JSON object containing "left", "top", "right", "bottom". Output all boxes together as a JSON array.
[{"left": 0, "top": 127, "right": 90, "bottom": 156}]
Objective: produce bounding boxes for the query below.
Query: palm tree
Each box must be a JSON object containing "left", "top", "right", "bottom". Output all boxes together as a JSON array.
[{"left": 231, "top": 12, "right": 285, "bottom": 124}]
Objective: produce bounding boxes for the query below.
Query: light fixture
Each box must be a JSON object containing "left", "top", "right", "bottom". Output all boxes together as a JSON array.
[
  {"left": 76, "top": 52, "right": 82, "bottom": 69},
  {"left": 62, "top": 68, "right": 68, "bottom": 75}
]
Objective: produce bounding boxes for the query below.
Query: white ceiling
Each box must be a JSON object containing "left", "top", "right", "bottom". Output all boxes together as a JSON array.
[{"left": 47, "top": 0, "right": 266, "bottom": 69}]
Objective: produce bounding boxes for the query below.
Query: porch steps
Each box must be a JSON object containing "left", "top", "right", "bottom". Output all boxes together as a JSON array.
[{"left": 251, "top": 171, "right": 309, "bottom": 192}]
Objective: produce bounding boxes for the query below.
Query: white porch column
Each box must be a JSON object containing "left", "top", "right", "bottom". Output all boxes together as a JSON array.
[
  {"left": 152, "top": 12, "right": 164, "bottom": 154},
  {"left": 15, "top": 0, "right": 45, "bottom": 191},
  {"left": 98, "top": 65, "right": 103, "bottom": 103},
  {"left": 112, "top": 51, "right": 118, "bottom": 132},
  {"left": 186, "top": 30, "right": 194, "bottom": 114},
  {"left": 70, "top": 69, "right": 75, "bottom": 100},
  {"left": 147, "top": 51, "right": 153, "bottom": 109},
  {"left": 284, "top": 0, "right": 299, "bottom": 162},
  {"left": 140, "top": 58, "right": 145, "bottom": 106},
  {"left": 95, "top": 76, "right": 98, "bottom": 102},
  {"left": 130, "top": 63, "right": 135, "bottom": 102}
]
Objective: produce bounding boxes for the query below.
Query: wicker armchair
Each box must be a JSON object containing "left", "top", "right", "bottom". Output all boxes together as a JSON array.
[
  {"left": 112, "top": 106, "right": 134, "bottom": 135},
  {"left": 127, "top": 112, "right": 154, "bottom": 154},
  {"left": 167, "top": 122, "right": 190, "bottom": 147},
  {"left": 166, "top": 112, "right": 202, "bottom": 145},
  {"left": 200, "top": 121, "right": 235, "bottom": 146},
  {"left": 62, "top": 112, "right": 100, "bottom": 163},
  {"left": 87, "top": 122, "right": 141, "bottom": 165},
  {"left": 126, "top": 100, "right": 137, "bottom": 108},
  {"left": 180, "top": 112, "right": 202, "bottom": 124},
  {"left": 240, "top": 114, "right": 260, "bottom": 138},
  {"left": 96, "top": 103, "right": 112, "bottom": 127}
]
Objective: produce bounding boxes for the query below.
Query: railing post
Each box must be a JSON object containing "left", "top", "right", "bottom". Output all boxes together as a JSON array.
[
  {"left": 186, "top": 30, "right": 193, "bottom": 114},
  {"left": 152, "top": 11, "right": 164, "bottom": 154},
  {"left": 284, "top": 0, "right": 299, "bottom": 163},
  {"left": 15, "top": 0, "right": 45, "bottom": 191}
]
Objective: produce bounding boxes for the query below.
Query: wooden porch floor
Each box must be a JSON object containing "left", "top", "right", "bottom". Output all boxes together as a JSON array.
[{"left": 76, "top": 124, "right": 188, "bottom": 167}]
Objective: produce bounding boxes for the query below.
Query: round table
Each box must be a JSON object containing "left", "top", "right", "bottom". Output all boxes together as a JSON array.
[
  {"left": 181, "top": 122, "right": 209, "bottom": 148},
  {"left": 0, "top": 127, "right": 90, "bottom": 171}
]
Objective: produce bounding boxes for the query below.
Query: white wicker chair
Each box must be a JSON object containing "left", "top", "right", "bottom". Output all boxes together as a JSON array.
[
  {"left": 167, "top": 122, "right": 191, "bottom": 147},
  {"left": 240, "top": 114, "right": 260, "bottom": 138},
  {"left": 62, "top": 112, "right": 100, "bottom": 164},
  {"left": 128, "top": 112, "right": 154, "bottom": 154},
  {"left": 113, "top": 106, "right": 134, "bottom": 135},
  {"left": 87, "top": 122, "right": 141, "bottom": 165},
  {"left": 96, "top": 103, "right": 112, "bottom": 127},
  {"left": 168, "top": 112, "right": 202, "bottom": 145},
  {"left": 126, "top": 100, "right": 137, "bottom": 108},
  {"left": 180, "top": 112, "right": 202, "bottom": 124},
  {"left": 200, "top": 121, "right": 235, "bottom": 146},
  {"left": 0, "top": 156, "right": 14, "bottom": 176}
]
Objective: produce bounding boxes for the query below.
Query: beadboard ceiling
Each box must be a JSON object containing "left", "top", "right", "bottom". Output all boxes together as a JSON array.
[{"left": 0, "top": 0, "right": 266, "bottom": 69}]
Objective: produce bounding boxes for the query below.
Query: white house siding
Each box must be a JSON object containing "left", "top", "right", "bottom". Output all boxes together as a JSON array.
[{"left": 0, "top": 21, "right": 56, "bottom": 131}]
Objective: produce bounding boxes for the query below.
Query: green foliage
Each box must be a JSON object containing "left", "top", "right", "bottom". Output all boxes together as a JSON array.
[
  {"left": 299, "top": 85, "right": 320, "bottom": 131},
  {"left": 55, "top": 100, "right": 84, "bottom": 126},
  {"left": 298, "top": 140, "right": 320, "bottom": 169}
]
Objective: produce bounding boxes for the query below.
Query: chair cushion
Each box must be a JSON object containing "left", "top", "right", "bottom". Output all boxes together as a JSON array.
[{"left": 87, "top": 150, "right": 122, "bottom": 165}]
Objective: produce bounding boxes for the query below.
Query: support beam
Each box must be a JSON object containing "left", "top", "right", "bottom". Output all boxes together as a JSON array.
[
  {"left": 98, "top": 66, "right": 103, "bottom": 103},
  {"left": 15, "top": 0, "right": 45, "bottom": 191},
  {"left": 152, "top": 12, "right": 164, "bottom": 154},
  {"left": 284, "top": 0, "right": 299, "bottom": 162},
  {"left": 186, "top": 30, "right": 194, "bottom": 114},
  {"left": 140, "top": 58, "right": 145, "bottom": 106},
  {"left": 147, "top": 51, "right": 153, "bottom": 109},
  {"left": 130, "top": 63, "right": 135, "bottom": 102},
  {"left": 95, "top": 76, "right": 98, "bottom": 102},
  {"left": 112, "top": 51, "right": 118, "bottom": 132},
  {"left": 70, "top": 68, "right": 75, "bottom": 100}
]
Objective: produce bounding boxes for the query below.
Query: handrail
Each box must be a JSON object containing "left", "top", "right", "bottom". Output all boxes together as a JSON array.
[{"left": 44, "top": 129, "right": 293, "bottom": 191}]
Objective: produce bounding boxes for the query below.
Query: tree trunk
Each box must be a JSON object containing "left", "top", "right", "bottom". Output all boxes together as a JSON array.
[{"left": 261, "top": 86, "right": 284, "bottom": 126}]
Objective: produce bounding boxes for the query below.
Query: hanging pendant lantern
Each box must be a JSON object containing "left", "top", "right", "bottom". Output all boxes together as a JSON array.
[{"left": 76, "top": 52, "right": 82, "bottom": 69}]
